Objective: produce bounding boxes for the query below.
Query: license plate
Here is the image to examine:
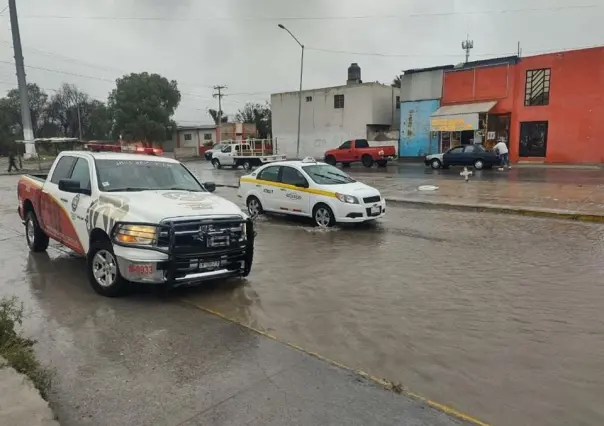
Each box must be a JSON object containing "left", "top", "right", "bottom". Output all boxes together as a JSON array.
[
  {"left": 371, "top": 205, "right": 381, "bottom": 215},
  {"left": 128, "top": 263, "right": 154, "bottom": 275},
  {"left": 199, "top": 261, "right": 220, "bottom": 270}
]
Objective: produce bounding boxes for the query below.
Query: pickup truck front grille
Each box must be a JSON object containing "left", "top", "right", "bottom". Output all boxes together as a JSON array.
[
  {"left": 363, "top": 196, "right": 381, "bottom": 204},
  {"left": 159, "top": 216, "right": 247, "bottom": 278}
]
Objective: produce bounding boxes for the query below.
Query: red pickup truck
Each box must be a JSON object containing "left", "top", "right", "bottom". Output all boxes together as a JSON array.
[{"left": 324, "top": 139, "right": 396, "bottom": 168}]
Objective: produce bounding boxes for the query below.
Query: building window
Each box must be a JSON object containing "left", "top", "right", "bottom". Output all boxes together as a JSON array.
[
  {"left": 204, "top": 133, "right": 212, "bottom": 140},
  {"left": 334, "top": 94, "right": 345, "bottom": 109},
  {"left": 519, "top": 121, "right": 548, "bottom": 157},
  {"left": 306, "top": 96, "right": 313, "bottom": 102},
  {"left": 184, "top": 133, "right": 192, "bottom": 141},
  {"left": 396, "top": 96, "right": 400, "bottom": 110},
  {"left": 525, "top": 69, "right": 551, "bottom": 106}
]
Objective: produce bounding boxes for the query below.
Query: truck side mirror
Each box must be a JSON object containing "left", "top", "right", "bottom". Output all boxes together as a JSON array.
[
  {"left": 204, "top": 182, "right": 216, "bottom": 193},
  {"left": 58, "top": 179, "right": 91, "bottom": 195}
]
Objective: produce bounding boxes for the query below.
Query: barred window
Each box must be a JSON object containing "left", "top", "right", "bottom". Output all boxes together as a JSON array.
[
  {"left": 525, "top": 69, "right": 551, "bottom": 106},
  {"left": 334, "top": 94, "right": 345, "bottom": 109}
]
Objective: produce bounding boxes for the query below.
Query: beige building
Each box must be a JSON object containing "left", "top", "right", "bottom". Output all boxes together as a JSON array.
[{"left": 271, "top": 63, "right": 400, "bottom": 159}]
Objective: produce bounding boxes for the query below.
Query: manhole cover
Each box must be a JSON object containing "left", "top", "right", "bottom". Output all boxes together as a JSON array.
[{"left": 418, "top": 185, "right": 439, "bottom": 191}]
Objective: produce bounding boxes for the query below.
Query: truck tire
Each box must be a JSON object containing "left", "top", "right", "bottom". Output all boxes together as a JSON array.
[
  {"left": 25, "top": 211, "right": 49, "bottom": 252},
  {"left": 212, "top": 158, "right": 222, "bottom": 169},
  {"left": 242, "top": 159, "right": 253, "bottom": 171},
  {"left": 242, "top": 219, "right": 255, "bottom": 277},
  {"left": 376, "top": 160, "right": 388, "bottom": 167},
  {"left": 362, "top": 155, "right": 374, "bottom": 168},
  {"left": 87, "top": 239, "right": 128, "bottom": 297},
  {"left": 325, "top": 155, "right": 336, "bottom": 166}
]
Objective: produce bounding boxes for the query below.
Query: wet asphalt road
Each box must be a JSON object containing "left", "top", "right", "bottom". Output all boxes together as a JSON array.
[{"left": 2, "top": 166, "right": 604, "bottom": 426}]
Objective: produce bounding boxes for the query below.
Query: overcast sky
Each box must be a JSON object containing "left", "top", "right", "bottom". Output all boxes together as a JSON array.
[{"left": 0, "top": 0, "right": 602, "bottom": 125}]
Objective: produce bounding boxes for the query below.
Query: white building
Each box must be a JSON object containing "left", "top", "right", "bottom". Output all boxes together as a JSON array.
[{"left": 271, "top": 63, "right": 400, "bottom": 159}]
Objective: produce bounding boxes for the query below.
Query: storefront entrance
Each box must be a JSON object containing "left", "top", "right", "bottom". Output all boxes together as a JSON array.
[{"left": 519, "top": 121, "right": 548, "bottom": 157}]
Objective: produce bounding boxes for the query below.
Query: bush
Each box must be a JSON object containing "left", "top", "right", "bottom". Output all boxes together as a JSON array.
[{"left": 0, "top": 296, "right": 52, "bottom": 399}]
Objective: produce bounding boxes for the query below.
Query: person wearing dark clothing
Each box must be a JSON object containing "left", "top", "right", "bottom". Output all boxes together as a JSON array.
[{"left": 7, "top": 151, "right": 19, "bottom": 172}]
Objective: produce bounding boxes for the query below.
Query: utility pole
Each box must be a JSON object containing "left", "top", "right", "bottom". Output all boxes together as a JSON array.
[
  {"left": 462, "top": 35, "right": 474, "bottom": 63},
  {"left": 517, "top": 41, "right": 522, "bottom": 58},
  {"left": 8, "top": 0, "right": 35, "bottom": 158},
  {"left": 213, "top": 85, "right": 227, "bottom": 143}
]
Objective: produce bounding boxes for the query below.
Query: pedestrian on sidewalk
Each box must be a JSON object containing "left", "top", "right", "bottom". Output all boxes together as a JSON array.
[
  {"left": 493, "top": 141, "right": 511, "bottom": 171},
  {"left": 7, "top": 150, "right": 19, "bottom": 173}
]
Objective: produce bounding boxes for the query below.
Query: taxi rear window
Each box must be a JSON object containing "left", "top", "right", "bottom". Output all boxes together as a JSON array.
[{"left": 302, "top": 165, "right": 355, "bottom": 185}]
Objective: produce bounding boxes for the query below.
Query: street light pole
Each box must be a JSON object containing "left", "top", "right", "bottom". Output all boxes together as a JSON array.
[{"left": 278, "top": 24, "right": 304, "bottom": 159}]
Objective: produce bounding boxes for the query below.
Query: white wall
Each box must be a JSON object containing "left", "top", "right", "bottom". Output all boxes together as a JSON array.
[
  {"left": 272, "top": 83, "right": 395, "bottom": 159},
  {"left": 400, "top": 70, "right": 445, "bottom": 102}
]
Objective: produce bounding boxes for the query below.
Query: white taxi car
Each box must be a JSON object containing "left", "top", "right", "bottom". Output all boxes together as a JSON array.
[{"left": 237, "top": 158, "right": 386, "bottom": 227}]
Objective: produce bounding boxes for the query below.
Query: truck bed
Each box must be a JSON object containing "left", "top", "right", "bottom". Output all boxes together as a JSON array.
[{"left": 23, "top": 173, "right": 47, "bottom": 182}]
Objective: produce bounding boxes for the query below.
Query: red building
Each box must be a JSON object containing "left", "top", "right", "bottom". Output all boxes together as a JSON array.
[{"left": 435, "top": 46, "right": 604, "bottom": 164}]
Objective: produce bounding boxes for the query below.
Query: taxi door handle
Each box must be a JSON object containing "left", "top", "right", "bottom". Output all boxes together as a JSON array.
[
  {"left": 60, "top": 198, "right": 68, "bottom": 203},
  {"left": 280, "top": 189, "right": 286, "bottom": 191}
]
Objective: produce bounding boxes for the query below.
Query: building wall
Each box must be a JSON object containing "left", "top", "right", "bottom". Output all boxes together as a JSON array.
[
  {"left": 510, "top": 47, "right": 604, "bottom": 163},
  {"left": 174, "top": 129, "right": 216, "bottom": 150},
  {"left": 399, "top": 99, "right": 440, "bottom": 157},
  {"left": 272, "top": 83, "right": 393, "bottom": 158},
  {"left": 442, "top": 64, "right": 516, "bottom": 114},
  {"left": 401, "top": 70, "right": 445, "bottom": 102}
]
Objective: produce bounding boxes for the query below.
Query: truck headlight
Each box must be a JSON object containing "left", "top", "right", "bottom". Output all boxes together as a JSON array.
[
  {"left": 335, "top": 193, "right": 359, "bottom": 204},
  {"left": 113, "top": 224, "right": 158, "bottom": 245}
]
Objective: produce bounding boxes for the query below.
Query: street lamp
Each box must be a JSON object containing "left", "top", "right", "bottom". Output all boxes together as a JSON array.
[{"left": 278, "top": 24, "right": 304, "bottom": 159}]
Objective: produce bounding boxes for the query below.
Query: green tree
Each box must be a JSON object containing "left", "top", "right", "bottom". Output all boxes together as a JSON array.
[
  {"left": 5, "top": 83, "right": 48, "bottom": 137},
  {"left": 391, "top": 75, "right": 401, "bottom": 88},
  {"left": 85, "top": 101, "right": 113, "bottom": 140},
  {"left": 43, "top": 83, "right": 88, "bottom": 138},
  {"left": 208, "top": 108, "right": 228, "bottom": 125},
  {"left": 109, "top": 72, "right": 181, "bottom": 146},
  {"left": 235, "top": 102, "right": 271, "bottom": 139}
]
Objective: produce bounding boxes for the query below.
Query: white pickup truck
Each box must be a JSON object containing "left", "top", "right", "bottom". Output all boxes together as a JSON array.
[
  {"left": 17, "top": 150, "right": 254, "bottom": 297},
  {"left": 211, "top": 142, "right": 286, "bottom": 171}
]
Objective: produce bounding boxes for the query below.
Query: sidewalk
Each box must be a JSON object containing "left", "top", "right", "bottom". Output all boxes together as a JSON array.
[
  {"left": 361, "top": 174, "right": 604, "bottom": 222},
  {"left": 0, "top": 357, "right": 59, "bottom": 426}
]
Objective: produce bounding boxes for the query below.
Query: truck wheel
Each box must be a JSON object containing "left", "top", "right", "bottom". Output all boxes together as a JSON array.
[
  {"left": 242, "top": 222, "right": 254, "bottom": 277},
  {"left": 313, "top": 203, "right": 336, "bottom": 228},
  {"left": 25, "top": 211, "right": 49, "bottom": 252},
  {"left": 246, "top": 196, "right": 263, "bottom": 219},
  {"left": 362, "top": 155, "right": 374, "bottom": 168},
  {"left": 325, "top": 155, "right": 336, "bottom": 166},
  {"left": 212, "top": 158, "right": 222, "bottom": 169},
  {"left": 87, "top": 240, "right": 128, "bottom": 297},
  {"left": 376, "top": 160, "right": 388, "bottom": 167},
  {"left": 242, "top": 160, "right": 253, "bottom": 171}
]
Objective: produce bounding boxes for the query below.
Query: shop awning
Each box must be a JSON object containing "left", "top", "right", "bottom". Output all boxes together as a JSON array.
[{"left": 430, "top": 101, "right": 497, "bottom": 132}]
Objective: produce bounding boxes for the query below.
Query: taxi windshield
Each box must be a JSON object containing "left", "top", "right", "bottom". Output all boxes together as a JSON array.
[
  {"left": 95, "top": 159, "right": 204, "bottom": 192},
  {"left": 302, "top": 164, "right": 356, "bottom": 185}
]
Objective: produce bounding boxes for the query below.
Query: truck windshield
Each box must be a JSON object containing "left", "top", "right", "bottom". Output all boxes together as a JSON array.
[
  {"left": 302, "top": 164, "right": 356, "bottom": 185},
  {"left": 95, "top": 159, "right": 205, "bottom": 192}
]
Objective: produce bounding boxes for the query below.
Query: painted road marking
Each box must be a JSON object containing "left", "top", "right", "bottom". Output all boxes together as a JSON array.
[{"left": 180, "top": 299, "right": 491, "bottom": 426}]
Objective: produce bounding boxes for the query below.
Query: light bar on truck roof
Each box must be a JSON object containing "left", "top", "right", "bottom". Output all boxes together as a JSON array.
[{"left": 84, "top": 144, "right": 163, "bottom": 156}]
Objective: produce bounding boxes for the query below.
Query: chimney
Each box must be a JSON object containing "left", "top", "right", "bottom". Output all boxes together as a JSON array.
[{"left": 347, "top": 63, "right": 362, "bottom": 85}]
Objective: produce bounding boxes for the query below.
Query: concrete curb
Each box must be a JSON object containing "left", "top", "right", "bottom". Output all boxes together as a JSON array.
[
  {"left": 383, "top": 197, "right": 604, "bottom": 223},
  {"left": 214, "top": 186, "right": 604, "bottom": 223},
  {"left": 0, "top": 357, "right": 59, "bottom": 426}
]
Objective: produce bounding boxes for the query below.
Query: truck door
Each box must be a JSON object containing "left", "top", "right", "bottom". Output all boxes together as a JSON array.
[
  {"left": 279, "top": 166, "right": 310, "bottom": 215},
  {"left": 62, "top": 157, "right": 93, "bottom": 253},
  {"left": 40, "top": 155, "right": 77, "bottom": 241},
  {"left": 353, "top": 139, "right": 370, "bottom": 162},
  {"left": 337, "top": 141, "right": 353, "bottom": 163},
  {"left": 220, "top": 145, "right": 235, "bottom": 166}
]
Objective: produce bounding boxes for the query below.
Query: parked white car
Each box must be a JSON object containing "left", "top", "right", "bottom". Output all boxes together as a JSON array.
[{"left": 237, "top": 158, "right": 386, "bottom": 227}]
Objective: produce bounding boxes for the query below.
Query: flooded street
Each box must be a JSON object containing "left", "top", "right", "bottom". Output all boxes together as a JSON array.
[{"left": 2, "top": 167, "right": 604, "bottom": 425}]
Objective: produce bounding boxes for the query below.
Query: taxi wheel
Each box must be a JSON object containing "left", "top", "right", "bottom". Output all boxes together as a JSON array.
[
  {"left": 313, "top": 204, "right": 335, "bottom": 228},
  {"left": 212, "top": 158, "right": 222, "bottom": 169},
  {"left": 246, "top": 196, "right": 263, "bottom": 218},
  {"left": 87, "top": 239, "right": 128, "bottom": 297}
]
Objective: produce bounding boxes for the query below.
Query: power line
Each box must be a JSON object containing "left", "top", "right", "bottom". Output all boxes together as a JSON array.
[{"left": 16, "top": 4, "right": 600, "bottom": 21}]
